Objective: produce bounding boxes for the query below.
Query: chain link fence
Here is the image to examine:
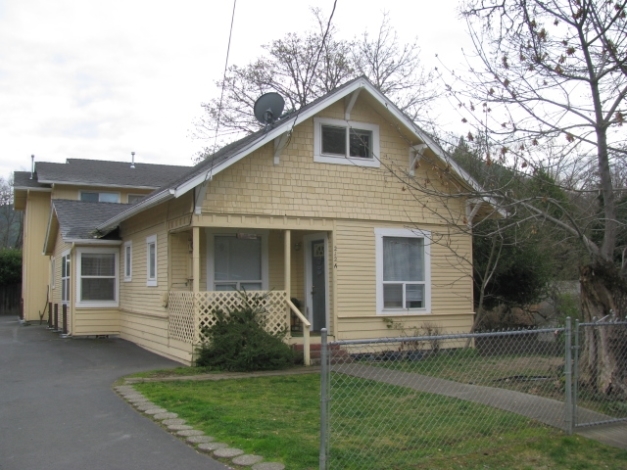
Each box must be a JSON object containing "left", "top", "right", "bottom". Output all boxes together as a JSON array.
[
  {"left": 573, "top": 321, "right": 627, "bottom": 427},
  {"left": 319, "top": 319, "right": 627, "bottom": 470}
]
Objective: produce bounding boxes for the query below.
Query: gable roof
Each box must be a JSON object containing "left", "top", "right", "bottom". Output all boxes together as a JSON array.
[
  {"left": 43, "top": 200, "right": 127, "bottom": 254},
  {"left": 34, "top": 159, "right": 190, "bottom": 189},
  {"left": 96, "top": 76, "right": 492, "bottom": 232}
]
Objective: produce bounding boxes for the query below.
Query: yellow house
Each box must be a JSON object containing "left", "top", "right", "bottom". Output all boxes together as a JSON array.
[
  {"left": 13, "top": 159, "right": 191, "bottom": 324},
  {"left": 23, "top": 77, "right": 490, "bottom": 365}
]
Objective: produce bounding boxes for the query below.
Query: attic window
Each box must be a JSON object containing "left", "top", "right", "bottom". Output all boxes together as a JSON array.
[{"left": 314, "top": 117, "right": 380, "bottom": 168}]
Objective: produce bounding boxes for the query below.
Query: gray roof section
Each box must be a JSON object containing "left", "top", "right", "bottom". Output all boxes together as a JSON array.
[
  {"left": 36, "top": 159, "right": 190, "bottom": 188},
  {"left": 53, "top": 200, "right": 128, "bottom": 240},
  {"left": 13, "top": 171, "right": 50, "bottom": 189}
]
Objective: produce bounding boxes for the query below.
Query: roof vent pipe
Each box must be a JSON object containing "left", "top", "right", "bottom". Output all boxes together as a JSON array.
[
  {"left": 30, "top": 154, "right": 35, "bottom": 179},
  {"left": 131, "top": 151, "right": 135, "bottom": 169}
]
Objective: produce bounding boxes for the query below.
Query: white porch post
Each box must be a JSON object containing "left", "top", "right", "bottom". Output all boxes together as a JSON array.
[
  {"left": 192, "top": 226, "right": 200, "bottom": 293},
  {"left": 284, "top": 229, "right": 291, "bottom": 298}
]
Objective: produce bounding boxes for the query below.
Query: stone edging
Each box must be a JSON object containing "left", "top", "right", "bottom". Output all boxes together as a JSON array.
[{"left": 114, "top": 385, "right": 285, "bottom": 470}]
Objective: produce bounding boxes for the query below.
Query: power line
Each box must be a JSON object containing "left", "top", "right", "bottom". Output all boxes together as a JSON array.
[{"left": 213, "top": 0, "right": 238, "bottom": 150}]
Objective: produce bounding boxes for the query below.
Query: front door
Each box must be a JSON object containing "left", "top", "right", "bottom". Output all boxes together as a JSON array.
[{"left": 307, "top": 237, "right": 327, "bottom": 331}]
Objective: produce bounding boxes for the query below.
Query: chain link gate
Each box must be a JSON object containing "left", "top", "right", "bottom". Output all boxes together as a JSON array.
[{"left": 572, "top": 320, "right": 627, "bottom": 428}]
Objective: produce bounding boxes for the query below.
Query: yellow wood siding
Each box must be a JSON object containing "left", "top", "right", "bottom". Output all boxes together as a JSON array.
[
  {"left": 21, "top": 191, "right": 52, "bottom": 321},
  {"left": 72, "top": 308, "right": 120, "bottom": 335},
  {"left": 119, "top": 311, "right": 192, "bottom": 364},
  {"left": 200, "top": 99, "right": 466, "bottom": 225},
  {"left": 117, "top": 195, "right": 194, "bottom": 360}
]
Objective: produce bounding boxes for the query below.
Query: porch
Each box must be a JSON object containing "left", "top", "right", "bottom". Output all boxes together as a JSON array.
[
  {"left": 166, "top": 226, "right": 333, "bottom": 366},
  {"left": 167, "top": 289, "right": 312, "bottom": 364}
]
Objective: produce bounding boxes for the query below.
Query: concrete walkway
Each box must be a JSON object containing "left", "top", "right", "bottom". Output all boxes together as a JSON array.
[{"left": 336, "top": 363, "right": 627, "bottom": 449}]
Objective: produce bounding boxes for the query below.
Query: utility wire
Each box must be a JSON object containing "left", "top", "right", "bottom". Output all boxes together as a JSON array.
[{"left": 213, "top": 0, "right": 238, "bottom": 150}]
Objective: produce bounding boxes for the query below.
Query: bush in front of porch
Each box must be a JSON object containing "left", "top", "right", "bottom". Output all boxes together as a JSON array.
[{"left": 196, "top": 292, "right": 298, "bottom": 372}]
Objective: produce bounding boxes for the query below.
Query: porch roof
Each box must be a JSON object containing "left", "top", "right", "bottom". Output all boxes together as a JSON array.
[{"left": 43, "top": 200, "right": 125, "bottom": 254}]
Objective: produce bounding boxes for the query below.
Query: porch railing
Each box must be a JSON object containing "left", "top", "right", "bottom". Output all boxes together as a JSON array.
[{"left": 168, "top": 290, "right": 311, "bottom": 365}]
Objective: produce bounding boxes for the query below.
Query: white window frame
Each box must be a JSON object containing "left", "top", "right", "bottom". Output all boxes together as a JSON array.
[
  {"left": 375, "top": 228, "right": 431, "bottom": 315},
  {"left": 314, "top": 117, "right": 380, "bottom": 168},
  {"left": 206, "top": 229, "right": 269, "bottom": 292},
  {"left": 123, "top": 241, "right": 132, "bottom": 282},
  {"left": 80, "top": 191, "right": 120, "bottom": 203},
  {"left": 146, "top": 235, "right": 157, "bottom": 287},
  {"left": 75, "top": 247, "right": 119, "bottom": 308},
  {"left": 61, "top": 250, "right": 71, "bottom": 304}
]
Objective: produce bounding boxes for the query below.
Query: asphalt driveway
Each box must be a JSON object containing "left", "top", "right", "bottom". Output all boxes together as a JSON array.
[{"left": 0, "top": 316, "right": 229, "bottom": 470}]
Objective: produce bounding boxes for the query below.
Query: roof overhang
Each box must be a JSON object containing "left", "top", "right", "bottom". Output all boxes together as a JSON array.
[{"left": 36, "top": 180, "right": 159, "bottom": 190}]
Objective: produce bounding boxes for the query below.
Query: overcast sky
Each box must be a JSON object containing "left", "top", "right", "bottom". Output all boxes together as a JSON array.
[{"left": 0, "top": 0, "right": 470, "bottom": 180}]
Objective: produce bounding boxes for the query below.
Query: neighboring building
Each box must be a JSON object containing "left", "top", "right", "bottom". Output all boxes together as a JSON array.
[
  {"left": 13, "top": 159, "right": 191, "bottom": 324},
  {"left": 17, "top": 77, "right": 491, "bottom": 365}
]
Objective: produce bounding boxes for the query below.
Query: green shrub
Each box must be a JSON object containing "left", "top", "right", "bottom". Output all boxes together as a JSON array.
[
  {"left": 195, "top": 291, "right": 296, "bottom": 371},
  {"left": 0, "top": 249, "right": 21, "bottom": 285}
]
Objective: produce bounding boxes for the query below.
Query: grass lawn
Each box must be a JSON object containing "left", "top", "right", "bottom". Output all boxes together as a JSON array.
[{"left": 133, "top": 373, "right": 627, "bottom": 470}]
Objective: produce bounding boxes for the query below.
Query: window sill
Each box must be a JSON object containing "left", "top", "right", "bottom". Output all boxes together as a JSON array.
[
  {"left": 314, "top": 154, "right": 380, "bottom": 168},
  {"left": 377, "top": 309, "right": 431, "bottom": 316},
  {"left": 146, "top": 280, "right": 158, "bottom": 287}
]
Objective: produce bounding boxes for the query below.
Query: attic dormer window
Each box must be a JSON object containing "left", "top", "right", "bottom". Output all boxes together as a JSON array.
[{"left": 314, "top": 117, "right": 380, "bottom": 168}]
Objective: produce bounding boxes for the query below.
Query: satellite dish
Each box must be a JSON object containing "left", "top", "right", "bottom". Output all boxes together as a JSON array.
[{"left": 254, "top": 92, "right": 285, "bottom": 126}]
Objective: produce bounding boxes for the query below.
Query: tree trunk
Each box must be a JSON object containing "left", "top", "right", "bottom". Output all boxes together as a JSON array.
[{"left": 579, "top": 264, "right": 627, "bottom": 397}]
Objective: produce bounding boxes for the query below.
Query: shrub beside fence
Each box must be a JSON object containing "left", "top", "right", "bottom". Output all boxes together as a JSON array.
[
  {"left": 0, "top": 283, "right": 20, "bottom": 315},
  {"left": 319, "top": 320, "right": 627, "bottom": 470}
]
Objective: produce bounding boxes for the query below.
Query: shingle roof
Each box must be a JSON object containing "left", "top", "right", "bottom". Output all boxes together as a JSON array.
[
  {"left": 52, "top": 200, "right": 128, "bottom": 240},
  {"left": 13, "top": 171, "right": 50, "bottom": 190},
  {"left": 36, "top": 159, "right": 190, "bottom": 188}
]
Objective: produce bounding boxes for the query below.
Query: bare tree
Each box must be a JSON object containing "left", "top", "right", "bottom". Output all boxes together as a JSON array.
[
  {"left": 434, "top": 0, "right": 627, "bottom": 396},
  {"left": 194, "top": 10, "right": 437, "bottom": 157},
  {"left": 0, "top": 177, "right": 23, "bottom": 249}
]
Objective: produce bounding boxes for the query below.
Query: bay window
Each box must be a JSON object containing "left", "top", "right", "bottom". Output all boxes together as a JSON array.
[{"left": 76, "top": 248, "right": 118, "bottom": 307}]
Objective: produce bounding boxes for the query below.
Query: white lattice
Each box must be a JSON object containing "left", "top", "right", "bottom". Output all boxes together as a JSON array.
[
  {"left": 168, "top": 291, "right": 195, "bottom": 343},
  {"left": 195, "top": 290, "right": 290, "bottom": 344}
]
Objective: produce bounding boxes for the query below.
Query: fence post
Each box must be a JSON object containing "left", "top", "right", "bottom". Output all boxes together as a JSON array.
[
  {"left": 319, "top": 328, "right": 328, "bottom": 470},
  {"left": 572, "top": 319, "right": 580, "bottom": 429},
  {"left": 564, "top": 317, "right": 573, "bottom": 435}
]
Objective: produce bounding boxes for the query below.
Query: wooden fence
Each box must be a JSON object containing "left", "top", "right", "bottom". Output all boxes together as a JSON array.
[{"left": 0, "top": 284, "right": 21, "bottom": 315}]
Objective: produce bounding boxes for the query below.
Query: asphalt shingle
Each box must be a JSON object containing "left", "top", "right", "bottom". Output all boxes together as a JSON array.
[
  {"left": 53, "top": 200, "right": 129, "bottom": 240},
  {"left": 36, "top": 159, "right": 190, "bottom": 188}
]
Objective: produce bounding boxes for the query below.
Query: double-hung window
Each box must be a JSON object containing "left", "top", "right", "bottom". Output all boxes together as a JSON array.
[
  {"left": 146, "top": 235, "right": 157, "bottom": 286},
  {"left": 375, "top": 228, "right": 431, "bottom": 314},
  {"left": 207, "top": 231, "right": 268, "bottom": 292},
  {"left": 314, "top": 117, "right": 380, "bottom": 168},
  {"left": 76, "top": 248, "right": 118, "bottom": 307}
]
